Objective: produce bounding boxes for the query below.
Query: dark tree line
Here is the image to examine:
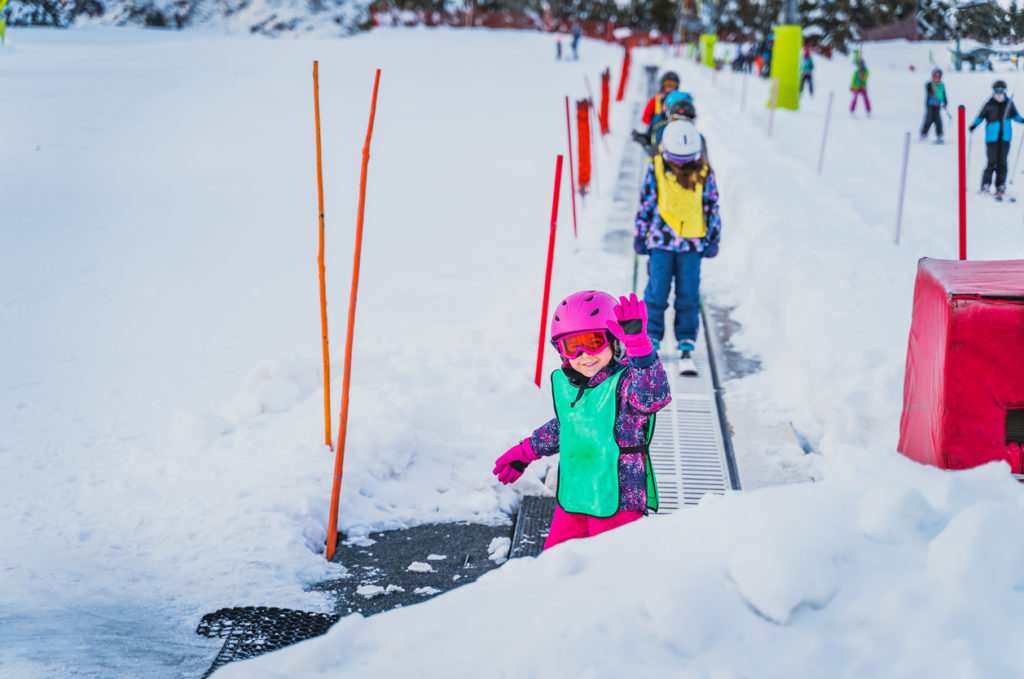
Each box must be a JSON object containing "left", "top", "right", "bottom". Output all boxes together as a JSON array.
[{"left": 6, "top": 0, "right": 1024, "bottom": 50}]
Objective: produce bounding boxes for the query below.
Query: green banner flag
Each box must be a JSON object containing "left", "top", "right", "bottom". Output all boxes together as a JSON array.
[{"left": 0, "top": 0, "right": 7, "bottom": 45}]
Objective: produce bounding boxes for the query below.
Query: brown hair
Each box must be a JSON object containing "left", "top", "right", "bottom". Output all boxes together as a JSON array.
[{"left": 665, "top": 155, "right": 709, "bottom": 191}]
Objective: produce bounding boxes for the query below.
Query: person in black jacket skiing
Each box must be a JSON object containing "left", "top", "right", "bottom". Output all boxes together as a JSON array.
[
  {"left": 969, "top": 80, "right": 1024, "bottom": 199},
  {"left": 920, "top": 68, "right": 948, "bottom": 143}
]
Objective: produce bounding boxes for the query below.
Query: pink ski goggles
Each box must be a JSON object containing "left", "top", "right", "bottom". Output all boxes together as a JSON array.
[{"left": 551, "top": 330, "right": 610, "bottom": 359}]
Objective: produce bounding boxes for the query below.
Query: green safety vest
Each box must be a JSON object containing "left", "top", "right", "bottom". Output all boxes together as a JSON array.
[{"left": 552, "top": 369, "right": 658, "bottom": 517}]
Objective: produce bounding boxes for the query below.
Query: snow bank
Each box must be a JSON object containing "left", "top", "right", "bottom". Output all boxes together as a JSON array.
[{"left": 222, "top": 450, "right": 1024, "bottom": 678}]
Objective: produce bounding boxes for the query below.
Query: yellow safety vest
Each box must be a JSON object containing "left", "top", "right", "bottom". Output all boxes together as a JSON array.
[{"left": 653, "top": 155, "right": 707, "bottom": 238}]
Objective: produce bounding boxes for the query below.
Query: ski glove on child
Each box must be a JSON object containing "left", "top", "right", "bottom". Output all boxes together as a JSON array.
[
  {"left": 493, "top": 440, "right": 540, "bottom": 484},
  {"left": 606, "top": 294, "right": 654, "bottom": 357}
]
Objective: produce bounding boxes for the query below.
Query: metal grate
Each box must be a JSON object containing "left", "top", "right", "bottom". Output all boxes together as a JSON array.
[
  {"left": 509, "top": 495, "right": 556, "bottom": 558},
  {"left": 649, "top": 334, "right": 733, "bottom": 511},
  {"left": 196, "top": 606, "right": 339, "bottom": 678}
]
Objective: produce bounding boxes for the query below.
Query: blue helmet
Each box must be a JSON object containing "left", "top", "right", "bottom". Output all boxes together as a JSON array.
[{"left": 663, "top": 90, "right": 693, "bottom": 110}]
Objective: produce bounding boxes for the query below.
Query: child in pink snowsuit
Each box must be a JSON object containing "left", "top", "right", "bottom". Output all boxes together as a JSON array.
[
  {"left": 850, "top": 60, "right": 871, "bottom": 114},
  {"left": 492, "top": 291, "right": 670, "bottom": 550}
]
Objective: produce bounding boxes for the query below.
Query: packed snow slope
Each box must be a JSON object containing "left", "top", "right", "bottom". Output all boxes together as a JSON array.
[{"left": 3, "top": 26, "right": 1024, "bottom": 677}]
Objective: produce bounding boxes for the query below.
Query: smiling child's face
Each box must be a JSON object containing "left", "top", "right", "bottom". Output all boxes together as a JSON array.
[{"left": 569, "top": 346, "right": 613, "bottom": 378}]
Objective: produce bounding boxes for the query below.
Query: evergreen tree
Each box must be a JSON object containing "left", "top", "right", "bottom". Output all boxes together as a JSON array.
[
  {"left": 918, "top": 0, "right": 953, "bottom": 40},
  {"left": 6, "top": 0, "right": 69, "bottom": 25}
]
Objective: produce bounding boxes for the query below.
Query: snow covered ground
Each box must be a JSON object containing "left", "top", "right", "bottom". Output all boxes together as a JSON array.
[{"left": 4, "top": 26, "right": 1024, "bottom": 678}]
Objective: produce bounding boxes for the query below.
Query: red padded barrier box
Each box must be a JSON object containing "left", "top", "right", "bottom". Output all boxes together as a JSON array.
[{"left": 898, "top": 258, "right": 1024, "bottom": 472}]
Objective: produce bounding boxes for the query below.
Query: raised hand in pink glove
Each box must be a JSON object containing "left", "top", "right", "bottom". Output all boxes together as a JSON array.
[
  {"left": 606, "top": 293, "right": 654, "bottom": 357},
  {"left": 492, "top": 440, "right": 540, "bottom": 485}
]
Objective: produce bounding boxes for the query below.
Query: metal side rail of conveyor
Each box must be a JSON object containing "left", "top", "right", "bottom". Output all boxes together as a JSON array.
[{"left": 648, "top": 308, "right": 740, "bottom": 513}]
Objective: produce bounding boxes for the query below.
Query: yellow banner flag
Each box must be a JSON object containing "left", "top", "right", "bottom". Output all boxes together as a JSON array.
[{"left": 0, "top": 0, "right": 7, "bottom": 45}]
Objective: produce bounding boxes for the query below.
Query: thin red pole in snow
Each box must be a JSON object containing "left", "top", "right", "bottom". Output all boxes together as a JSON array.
[
  {"left": 535, "top": 155, "right": 564, "bottom": 388},
  {"left": 313, "top": 61, "right": 333, "bottom": 452},
  {"left": 817, "top": 92, "right": 834, "bottom": 175},
  {"left": 583, "top": 74, "right": 610, "bottom": 153},
  {"left": 894, "top": 132, "right": 911, "bottom": 245},
  {"left": 564, "top": 96, "right": 578, "bottom": 238},
  {"left": 958, "top": 105, "right": 967, "bottom": 260},
  {"left": 326, "top": 68, "right": 381, "bottom": 562}
]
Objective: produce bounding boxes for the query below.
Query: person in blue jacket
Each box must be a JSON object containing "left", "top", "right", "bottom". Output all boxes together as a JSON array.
[{"left": 970, "top": 79, "right": 1024, "bottom": 198}]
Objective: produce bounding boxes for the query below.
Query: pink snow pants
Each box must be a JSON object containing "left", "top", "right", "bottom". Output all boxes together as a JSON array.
[
  {"left": 850, "top": 89, "right": 871, "bottom": 113},
  {"left": 543, "top": 506, "right": 644, "bottom": 550}
]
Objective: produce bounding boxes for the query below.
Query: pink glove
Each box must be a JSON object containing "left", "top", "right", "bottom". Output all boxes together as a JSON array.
[
  {"left": 606, "top": 293, "right": 654, "bottom": 357},
  {"left": 492, "top": 440, "right": 540, "bottom": 485}
]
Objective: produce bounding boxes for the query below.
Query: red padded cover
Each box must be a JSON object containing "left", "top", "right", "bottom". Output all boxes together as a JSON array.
[{"left": 898, "top": 258, "right": 1024, "bottom": 470}]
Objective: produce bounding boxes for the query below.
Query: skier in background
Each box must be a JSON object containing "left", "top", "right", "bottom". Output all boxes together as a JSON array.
[
  {"left": 634, "top": 120, "right": 722, "bottom": 376},
  {"left": 850, "top": 60, "right": 871, "bottom": 115},
  {"left": 556, "top": 37, "right": 562, "bottom": 60},
  {"left": 492, "top": 291, "right": 669, "bottom": 549},
  {"left": 969, "top": 79, "right": 1024, "bottom": 200},
  {"left": 640, "top": 70, "right": 680, "bottom": 128},
  {"left": 920, "top": 68, "right": 948, "bottom": 143},
  {"left": 800, "top": 47, "right": 814, "bottom": 97},
  {"left": 640, "top": 89, "right": 694, "bottom": 147},
  {"left": 571, "top": 23, "right": 581, "bottom": 60},
  {"left": 761, "top": 37, "right": 773, "bottom": 77}
]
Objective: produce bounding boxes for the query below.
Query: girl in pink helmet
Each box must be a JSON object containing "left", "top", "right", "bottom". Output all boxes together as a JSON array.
[{"left": 492, "top": 291, "right": 671, "bottom": 549}]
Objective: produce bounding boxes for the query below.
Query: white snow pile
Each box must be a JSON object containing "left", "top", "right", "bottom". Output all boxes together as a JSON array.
[
  {"left": 5, "top": 25, "right": 1024, "bottom": 678},
  {"left": 222, "top": 451, "right": 1024, "bottom": 678}
]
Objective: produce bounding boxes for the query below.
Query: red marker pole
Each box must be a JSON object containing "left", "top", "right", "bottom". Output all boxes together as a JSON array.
[
  {"left": 535, "top": 155, "right": 564, "bottom": 388},
  {"left": 564, "top": 96, "right": 578, "bottom": 238},
  {"left": 958, "top": 105, "right": 967, "bottom": 260}
]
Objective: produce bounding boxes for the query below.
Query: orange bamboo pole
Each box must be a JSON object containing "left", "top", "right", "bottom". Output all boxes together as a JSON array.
[
  {"left": 313, "top": 61, "right": 333, "bottom": 452},
  {"left": 326, "top": 68, "right": 382, "bottom": 562}
]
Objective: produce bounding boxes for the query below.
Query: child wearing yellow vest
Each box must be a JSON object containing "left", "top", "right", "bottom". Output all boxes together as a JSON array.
[{"left": 634, "top": 120, "right": 722, "bottom": 371}]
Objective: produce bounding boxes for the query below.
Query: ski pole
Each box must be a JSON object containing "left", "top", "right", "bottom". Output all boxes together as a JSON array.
[
  {"left": 1012, "top": 133, "right": 1024, "bottom": 185},
  {"left": 967, "top": 127, "right": 973, "bottom": 174},
  {"left": 632, "top": 253, "right": 638, "bottom": 294}
]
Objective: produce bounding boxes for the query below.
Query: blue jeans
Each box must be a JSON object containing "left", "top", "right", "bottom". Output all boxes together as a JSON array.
[{"left": 643, "top": 249, "right": 701, "bottom": 345}]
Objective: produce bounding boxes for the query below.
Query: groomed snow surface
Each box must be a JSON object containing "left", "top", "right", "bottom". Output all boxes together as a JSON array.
[{"left": 3, "top": 27, "right": 1024, "bottom": 679}]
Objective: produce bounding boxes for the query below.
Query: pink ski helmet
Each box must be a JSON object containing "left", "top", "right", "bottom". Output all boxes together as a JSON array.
[{"left": 550, "top": 290, "right": 617, "bottom": 340}]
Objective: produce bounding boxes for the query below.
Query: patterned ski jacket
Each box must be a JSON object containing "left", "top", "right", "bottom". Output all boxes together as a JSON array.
[
  {"left": 634, "top": 163, "right": 722, "bottom": 257},
  {"left": 851, "top": 68, "right": 869, "bottom": 90},
  {"left": 529, "top": 353, "right": 671, "bottom": 512}
]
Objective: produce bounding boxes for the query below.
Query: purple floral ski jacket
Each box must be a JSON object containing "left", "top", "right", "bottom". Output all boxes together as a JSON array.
[{"left": 528, "top": 352, "right": 671, "bottom": 512}]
